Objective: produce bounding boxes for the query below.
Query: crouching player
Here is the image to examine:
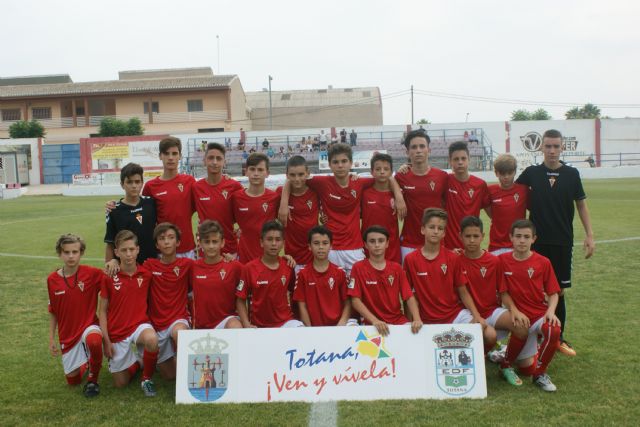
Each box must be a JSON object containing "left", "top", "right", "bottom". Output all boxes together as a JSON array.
[
  {"left": 143, "top": 223, "right": 192, "bottom": 380},
  {"left": 192, "top": 220, "right": 243, "bottom": 329},
  {"left": 236, "top": 221, "right": 303, "bottom": 328},
  {"left": 458, "top": 216, "right": 529, "bottom": 369},
  {"left": 293, "top": 226, "right": 351, "bottom": 327},
  {"left": 498, "top": 219, "right": 562, "bottom": 391},
  {"left": 47, "top": 234, "right": 104, "bottom": 397},
  {"left": 347, "top": 226, "right": 423, "bottom": 336},
  {"left": 99, "top": 230, "right": 159, "bottom": 396}
]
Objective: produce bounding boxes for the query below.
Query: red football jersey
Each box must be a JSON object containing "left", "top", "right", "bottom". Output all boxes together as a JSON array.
[
  {"left": 347, "top": 259, "right": 413, "bottom": 325},
  {"left": 306, "top": 176, "right": 374, "bottom": 250},
  {"left": 276, "top": 186, "right": 319, "bottom": 266},
  {"left": 292, "top": 262, "right": 347, "bottom": 326},
  {"left": 100, "top": 267, "right": 152, "bottom": 342},
  {"left": 498, "top": 252, "right": 561, "bottom": 322},
  {"left": 488, "top": 183, "right": 528, "bottom": 251},
  {"left": 191, "top": 259, "right": 242, "bottom": 329},
  {"left": 361, "top": 187, "right": 401, "bottom": 264},
  {"left": 403, "top": 248, "right": 467, "bottom": 324},
  {"left": 47, "top": 265, "right": 103, "bottom": 354},
  {"left": 142, "top": 174, "right": 196, "bottom": 252},
  {"left": 444, "top": 174, "right": 490, "bottom": 250},
  {"left": 458, "top": 251, "right": 501, "bottom": 319},
  {"left": 231, "top": 189, "right": 280, "bottom": 264},
  {"left": 193, "top": 176, "right": 243, "bottom": 255},
  {"left": 235, "top": 258, "right": 295, "bottom": 327},
  {"left": 395, "top": 168, "right": 448, "bottom": 248},
  {"left": 143, "top": 257, "right": 192, "bottom": 330}
]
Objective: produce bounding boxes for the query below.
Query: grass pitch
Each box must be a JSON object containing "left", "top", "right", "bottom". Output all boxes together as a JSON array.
[{"left": 0, "top": 178, "right": 639, "bottom": 426}]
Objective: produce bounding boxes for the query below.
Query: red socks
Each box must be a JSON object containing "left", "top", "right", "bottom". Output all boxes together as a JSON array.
[
  {"left": 535, "top": 322, "right": 561, "bottom": 375},
  {"left": 66, "top": 372, "right": 83, "bottom": 385},
  {"left": 85, "top": 333, "right": 103, "bottom": 383},
  {"left": 142, "top": 350, "right": 159, "bottom": 381},
  {"left": 500, "top": 334, "right": 527, "bottom": 369},
  {"left": 127, "top": 361, "right": 141, "bottom": 381}
]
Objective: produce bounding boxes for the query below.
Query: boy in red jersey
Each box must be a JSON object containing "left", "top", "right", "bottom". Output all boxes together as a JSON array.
[
  {"left": 444, "top": 141, "right": 490, "bottom": 250},
  {"left": 192, "top": 220, "right": 243, "bottom": 329},
  {"left": 361, "top": 153, "right": 401, "bottom": 264},
  {"left": 277, "top": 155, "right": 319, "bottom": 272},
  {"left": 98, "top": 231, "right": 159, "bottom": 396},
  {"left": 236, "top": 221, "right": 303, "bottom": 328},
  {"left": 395, "top": 130, "right": 448, "bottom": 261},
  {"left": 458, "top": 216, "right": 529, "bottom": 368},
  {"left": 231, "top": 152, "right": 280, "bottom": 264},
  {"left": 193, "top": 142, "right": 243, "bottom": 258},
  {"left": 293, "top": 226, "right": 351, "bottom": 326},
  {"left": 279, "top": 143, "right": 406, "bottom": 276},
  {"left": 47, "top": 234, "right": 103, "bottom": 397},
  {"left": 143, "top": 223, "right": 192, "bottom": 380},
  {"left": 142, "top": 137, "right": 196, "bottom": 258},
  {"left": 487, "top": 154, "right": 528, "bottom": 254},
  {"left": 498, "top": 219, "right": 562, "bottom": 392},
  {"left": 347, "top": 226, "right": 422, "bottom": 336},
  {"left": 403, "top": 209, "right": 485, "bottom": 328}
]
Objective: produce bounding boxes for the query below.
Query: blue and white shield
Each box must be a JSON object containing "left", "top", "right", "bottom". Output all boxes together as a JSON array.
[
  {"left": 434, "top": 347, "right": 476, "bottom": 396},
  {"left": 187, "top": 353, "right": 229, "bottom": 402}
]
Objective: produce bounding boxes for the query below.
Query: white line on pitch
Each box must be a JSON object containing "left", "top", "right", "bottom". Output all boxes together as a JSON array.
[
  {"left": 0, "top": 212, "right": 98, "bottom": 226},
  {"left": 308, "top": 401, "right": 338, "bottom": 427}
]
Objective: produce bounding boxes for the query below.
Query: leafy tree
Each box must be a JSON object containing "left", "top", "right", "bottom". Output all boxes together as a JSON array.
[
  {"left": 530, "top": 108, "right": 552, "bottom": 120},
  {"left": 416, "top": 118, "right": 430, "bottom": 125},
  {"left": 511, "top": 108, "right": 551, "bottom": 121},
  {"left": 9, "top": 120, "right": 46, "bottom": 138},
  {"left": 511, "top": 109, "right": 531, "bottom": 121},
  {"left": 565, "top": 103, "right": 601, "bottom": 119},
  {"left": 98, "top": 117, "right": 144, "bottom": 136}
]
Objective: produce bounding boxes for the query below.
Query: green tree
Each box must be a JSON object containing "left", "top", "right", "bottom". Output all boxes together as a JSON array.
[
  {"left": 530, "top": 108, "right": 552, "bottom": 120},
  {"left": 565, "top": 103, "right": 601, "bottom": 119},
  {"left": 9, "top": 120, "right": 46, "bottom": 138},
  {"left": 510, "top": 109, "right": 531, "bottom": 121},
  {"left": 416, "top": 118, "right": 430, "bottom": 125},
  {"left": 98, "top": 117, "right": 144, "bottom": 137}
]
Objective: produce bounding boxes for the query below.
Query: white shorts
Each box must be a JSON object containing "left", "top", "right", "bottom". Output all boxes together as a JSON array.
[
  {"left": 108, "top": 323, "right": 154, "bottom": 373},
  {"left": 400, "top": 246, "right": 418, "bottom": 263},
  {"left": 518, "top": 317, "right": 545, "bottom": 361},
  {"left": 177, "top": 250, "right": 196, "bottom": 260},
  {"left": 61, "top": 325, "right": 102, "bottom": 375},
  {"left": 452, "top": 309, "right": 473, "bottom": 324},
  {"left": 490, "top": 248, "right": 513, "bottom": 256},
  {"left": 328, "top": 248, "right": 365, "bottom": 276},
  {"left": 281, "top": 319, "right": 304, "bottom": 328},
  {"left": 157, "top": 318, "right": 190, "bottom": 363},
  {"left": 214, "top": 315, "right": 241, "bottom": 329},
  {"left": 486, "top": 307, "right": 509, "bottom": 341}
]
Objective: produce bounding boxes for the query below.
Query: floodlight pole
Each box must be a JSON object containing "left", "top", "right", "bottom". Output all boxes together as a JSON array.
[
  {"left": 410, "top": 85, "right": 414, "bottom": 125},
  {"left": 216, "top": 35, "right": 220, "bottom": 73},
  {"left": 268, "top": 75, "right": 273, "bottom": 130}
]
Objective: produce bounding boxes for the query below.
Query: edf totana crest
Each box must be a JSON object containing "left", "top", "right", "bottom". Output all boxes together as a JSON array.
[
  {"left": 433, "top": 328, "right": 476, "bottom": 396},
  {"left": 187, "top": 333, "right": 230, "bottom": 402}
]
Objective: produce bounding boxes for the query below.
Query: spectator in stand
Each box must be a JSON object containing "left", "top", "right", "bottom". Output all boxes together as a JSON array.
[
  {"left": 319, "top": 130, "right": 328, "bottom": 148},
  {"left": 340, "top": 129, "right": 347, "bottom": 143},
  {"left": 350, "top": 129, "right": 358, "bottom": 146},
  {"left": 262, "top": 138, "right": 270, "bottom": 151}
]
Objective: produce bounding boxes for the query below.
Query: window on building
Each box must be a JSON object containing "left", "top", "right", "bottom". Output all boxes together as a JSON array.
[
  {"left": 317, "top": 89, "right": 327, "bottom": 94},
  {"left": 187, "top": 100, "right": 203, "bottom": 112},
  {"left": 143, "top": 102, "right": 159, "bottom": 114},
  {"left": 280, "top": 94, "right": 291, "bottom": 101},
  {"left": 32, "top": 107, "right": 52, "bottom": 120},
  {"left": 344, "top": 88, "right": 353, "bottom": 92},
  {"left": 362, "top": 91, "right": 371, "bottom": 98},
  {"left": 1, "top": 109, "right": 21, "bottom": 121},
  {"left": 75, "top": 106, "right": 85, "bottom": 116}
]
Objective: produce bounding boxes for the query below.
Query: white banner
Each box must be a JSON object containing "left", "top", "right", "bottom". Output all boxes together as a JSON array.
[
  {"left": 318, "top": 149, "right": 388, "bottom": 171},
  {"left": 176, "top": 324, "right": 486, "bottom": 404}
]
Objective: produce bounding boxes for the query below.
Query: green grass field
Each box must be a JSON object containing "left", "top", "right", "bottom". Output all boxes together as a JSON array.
[{"left": 1, "top": 178, "right": 639, "bottom": 426}]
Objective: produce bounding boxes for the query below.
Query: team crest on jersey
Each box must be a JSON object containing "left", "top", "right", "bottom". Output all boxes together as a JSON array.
[
  {"left": 77, "top": 281, "right": 85, "bottom": 292},
  {"left": 388, "top": 275, "right": 395, "bottom": 286},
  {"left": 174, "top": 266, "right": 181, "bottom": 277},
  {"left": 136, "top": 213, "right": 143, "bottom": 225},
  {"left": 328, "top": 277, "right": 335, "bottom": 290},
  {"left": 187, "top": 333, "right": 229, "bottom": 402},
  {"left": 514, "top": 193, "right": 520, "bottom": 203},
  {"left": 468, "top": 189, "right": 475, "bottom": 198},
  {"left": 527, "top": 267, "right": 534, "bottom": 278},
  {"left": 262, "top": 203, "right": 268, "bottom": 212},
  {"left": 137, "top": 276, "right": 144, "bottom": 288},
  {"left": 221, "top": 190, "right": 229, "bottom": 200},
  {"left": 429, "top": 180, "right": 436, "bottom": 191},
  {"left": 549, "top": 177, "right": 556, "bottom": 188},
  {"left": 479, "top": 266, "right": 487, "bottom": 278},
  {"left": 236, "top": 280, "right": 244, "bottom": 292},
  {"left": 433, "top": 328, "right": 476, "bottom": 396},
  {"left": 220, "top": 269, "right": 226, "bottom": 280},
  {"left": 281, "top": 275, "right": 287, "bottom": 286},
  {"left": 350, "top": 189, "right": 357, "bottom": 199},
  {"left": 348, "top": 278, "right": 355, "bottom": 289},
  {"left": 178, "top": 183, "right": 184, "bottom": 192},
  {"left": 306, "top": 200, "right": 313, "bottom": 209},
  {"left": 441, "top": 264, "right": 448, "bottom": 274}
]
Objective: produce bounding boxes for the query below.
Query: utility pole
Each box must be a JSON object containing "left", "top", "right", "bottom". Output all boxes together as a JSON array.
[
  {"left": 410, "top": 85, "right": 414, "bottom": 125},
  {"left": 268, "top": 75, "right": 273, "bottom": 130},
  {"left": 216, "top": 35, "right": 220, "bottom": 73}
]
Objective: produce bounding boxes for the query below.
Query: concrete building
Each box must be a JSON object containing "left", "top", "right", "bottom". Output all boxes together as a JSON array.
[
  {"left": 246, "top": 86, "right": 383, "bottom": 130},
  {"left": 0, "top": 67, "right": 250, "bottom": 143}
]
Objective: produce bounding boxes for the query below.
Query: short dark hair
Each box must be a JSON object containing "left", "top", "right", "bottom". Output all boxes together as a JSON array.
[
  {"left": 370, "top": 152, "right": 393, "bottom": 170},
  {"left": 205, "top": 142, "right": 226, "bottom": 156},
  {"left": 448, "top": 141, "right": 469, "bottom": 158},
  {"left": 543, "top": 129, "right": 563, "bottom": 140},
  {"left": 286, "top": 155, "right": 307, "bottom": 172},
  {"left": 114, "top": 229, "right": 138, "bottom": 248},
  {"left": 460, "top": 216, "right": 483, "bottom": 233},
  {"left": 362, "top": 225, "right": 389, "bottom": 242},
  {"left": 403, "top": 130, "right": 431, "bottom": 149},
  {"left": 198, "top": 219, "right": 224, "bottom": 240},
  {"left": 120, "top": 162, "right": 144, "bottom": 185},
  {"left": 153, "top": 222, "right": 181, "bottom": 242},
  {"left": 510, "top": 219, "right": 536, "bottom": 236},
  {"left": 159, "top": 137, "right": 182, "bottom": 154},
  {"left": 246, "top": 152, "right": 269, "bottom": 169},
  {"left": 308, "top": 225, "right": 332, "bottom": 243},
  {"left": 260, "top": 220, "right": 284, "bottom": 239},
  {"left": 328, "top": 143, "right": 353, "bottom": 163},
  {"left": 55, "top": 233, "right": 86, "bottom": 255},
  {"left": 422, "top": 208, "right": 448, "bottom": 226},
  {"left": 494, "top": 154, "right": 517, "bottom": 174}
]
